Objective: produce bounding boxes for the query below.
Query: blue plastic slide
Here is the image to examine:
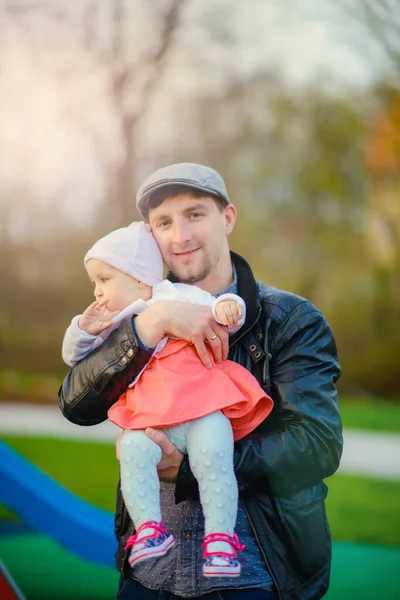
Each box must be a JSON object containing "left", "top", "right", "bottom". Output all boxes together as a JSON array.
[{"left": 0, "top": 439, "right": 115, "bottom": 566}]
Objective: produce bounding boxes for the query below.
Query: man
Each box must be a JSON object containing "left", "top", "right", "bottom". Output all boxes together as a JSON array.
[{"left": 59, "top": 163, "right": 342, "bottom": 599}]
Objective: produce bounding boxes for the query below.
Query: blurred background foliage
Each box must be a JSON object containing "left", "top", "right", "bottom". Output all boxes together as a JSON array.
[{"left": 0, "top": 0, "right": 399, "bottom": 400}]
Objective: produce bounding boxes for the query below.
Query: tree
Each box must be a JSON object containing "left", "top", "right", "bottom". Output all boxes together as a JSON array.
[
  {"left": 105, "top": 0, "right": 187, "bottom": 226},
  {"left": 365, "top": 89, "right": 400, "bottom": 332},
  {"left": 338, "top": 0, "right": 400, "bottom": 75},
  {"left": 0, "top": 0, "right": 187, "bottom": 239}
]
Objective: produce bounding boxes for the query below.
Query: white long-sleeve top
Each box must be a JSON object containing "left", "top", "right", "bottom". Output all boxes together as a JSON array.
[{"left": 62, "top": 279, "right": 246, "bottom": 369}]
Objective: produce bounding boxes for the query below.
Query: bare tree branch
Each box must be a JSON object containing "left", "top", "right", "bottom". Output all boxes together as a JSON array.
[
  {"left": 338, "top": 0, "right": 400, "bottom": 69},
  {"left": 1, "top": 0, "right": 188, "bottom": 227},
  {"left": 131, "top": 0, "right": 185, "bottom": 122},
  {"left": 111, "top": 0, "right": 124, "bottom": 73},
  {"left": 97, "top": 0, "right": 187, "bottom": 226},
  {"left": 111, "top": 0, "right": 186, "bottom": 122},
  {"left": 3, "top": 0, "right": 68, "bottom": 21},
  {"left": 82, "top": 2, "right": 97, "bottom": 50}
]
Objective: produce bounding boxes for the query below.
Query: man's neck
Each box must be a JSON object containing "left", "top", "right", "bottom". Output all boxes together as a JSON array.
[
  {"left": 167, "top": 257, "right": 235, "bottom": 296},
  {"left": 213, "top": 263, "right": 237, "bottom": 298},
  {"left": 196, "top": 265, "right": 234, "bottom": 296}
]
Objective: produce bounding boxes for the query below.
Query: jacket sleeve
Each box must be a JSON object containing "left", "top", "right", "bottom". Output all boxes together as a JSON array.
[
  {"left": 62, "top": 316, "right": 99, "bottom": 367},
  {"left": 175, "top": 305, "right": 342, "bottom": 501},
  {"left": 58, "top": 316, "right": 153, "bottom": 426}
]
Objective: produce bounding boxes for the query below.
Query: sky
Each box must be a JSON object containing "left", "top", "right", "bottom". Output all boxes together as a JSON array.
[
  {"left": 0, "top": 0, "right": 397, "bottom": 237},
  {"left": 173, "top": 0, "right": 396, "bottom": 90}
]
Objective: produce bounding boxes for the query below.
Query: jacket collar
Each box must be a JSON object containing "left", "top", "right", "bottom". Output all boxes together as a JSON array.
[{"left": 230, "top": 251, "right": 261, "bottom": 342}]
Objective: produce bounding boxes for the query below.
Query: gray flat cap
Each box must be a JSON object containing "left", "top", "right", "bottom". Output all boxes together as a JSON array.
[{"left": 136, "top": 163, "right": 230, "bottom": 217}]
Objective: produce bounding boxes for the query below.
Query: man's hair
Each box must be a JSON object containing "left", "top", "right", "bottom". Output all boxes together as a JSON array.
[{"left": 145, "top": 185, "right": 226, "bottom": 220}]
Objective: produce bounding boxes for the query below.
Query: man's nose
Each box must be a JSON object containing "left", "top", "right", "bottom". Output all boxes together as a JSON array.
[{"left": 172, "top": 222, "right": 191, "bottom": 245}]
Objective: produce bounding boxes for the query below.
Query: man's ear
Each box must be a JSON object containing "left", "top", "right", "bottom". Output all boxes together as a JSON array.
[{"left": 224, "top": 204, "right": 237, "bottom": 235}]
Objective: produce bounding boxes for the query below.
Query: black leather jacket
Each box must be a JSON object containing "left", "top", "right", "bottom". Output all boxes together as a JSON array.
[{"left": 59, "top": 252, "right": 342, "bottom": 600}]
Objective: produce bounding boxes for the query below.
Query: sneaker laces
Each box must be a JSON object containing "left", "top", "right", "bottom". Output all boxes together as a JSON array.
[
  {"left": 124, "top": 520, "right": 169, "bottom": 551},
  {"left": 203, "top": 532, "right": 246, "bottom": 559}
]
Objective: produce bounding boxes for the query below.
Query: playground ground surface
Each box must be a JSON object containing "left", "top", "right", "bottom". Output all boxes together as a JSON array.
[
  {"left": 0, "top": 529, "right": 399, "bottom": 600},
  {"left": 1, "top": 402, "right": 399, "bottom": 599}
]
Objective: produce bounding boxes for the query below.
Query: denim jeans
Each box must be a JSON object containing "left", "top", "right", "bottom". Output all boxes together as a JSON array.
[{"left": 116, "top": 577, "right": 277, "bottom": 599}]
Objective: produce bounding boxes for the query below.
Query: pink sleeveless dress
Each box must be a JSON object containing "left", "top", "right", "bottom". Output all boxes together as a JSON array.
[{"left": 108, "top": 339, "right": 273, "bottom": 441}]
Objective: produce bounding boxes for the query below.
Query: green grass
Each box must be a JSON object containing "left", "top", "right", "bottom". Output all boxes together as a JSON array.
[
  {"left": 1, "top": 435, "right": 119, "bottom": 512},
  {"left": 1, "top": 435, "right": 399, "bottom": 546},
  {"left": 0, "top": 504, "right": 18, "bottom": 520},
  {"left": 0, "top": 534, "right": 119, "bottom": 600},
  {"left": 339, "top": 395, "right": 400, "bottom": 433},
  {"left": 325, "top": 473, "right": 400, "bottom": 546}
]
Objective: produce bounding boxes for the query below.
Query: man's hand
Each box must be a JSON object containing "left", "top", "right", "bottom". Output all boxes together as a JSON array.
[
  {"left": 145, "top": 428, "right": 183, "bottom": 483},
  {"left": 78, "top": 300, "right": 120, "bottom": 335},
  {"left": 135, "top": 302, "right": 229, "bottom": 368},
  {"left": 215, "top": 300, "right": 242, "bottom": 328}
]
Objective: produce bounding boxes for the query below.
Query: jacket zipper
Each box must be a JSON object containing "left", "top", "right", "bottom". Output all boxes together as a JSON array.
[
  {"left": 242, "top": 500, "right": 283, "bottom": 600},
  {"left": 235, "top": 310, "right": 281, "bottom": 598}
]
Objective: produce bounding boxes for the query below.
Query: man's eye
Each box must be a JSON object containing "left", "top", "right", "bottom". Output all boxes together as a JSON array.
[
  {"left": 158, "top": 221, "right": 170, "bottom": 228},
  {"left": 189, "top": 212, "right": 203, "bottom": 218}
]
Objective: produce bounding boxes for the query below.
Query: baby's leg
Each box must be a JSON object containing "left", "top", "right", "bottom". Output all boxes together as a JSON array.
[
  {"left": 186, "top": 411, "right": 237, "bottom": 535},
  {"left": 119, "top": 429, "right": 174, "bottom": 566},
  {"left": 187, "top": 411, "right": 244, "bottom": 577},
  {"left": 119, "top": 429, "right": 162, "bottom": 526}
]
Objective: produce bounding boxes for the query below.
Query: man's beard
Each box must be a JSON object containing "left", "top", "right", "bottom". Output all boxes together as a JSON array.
[{"left": 170, "top": 257, "right": 212, "bottom": 285}]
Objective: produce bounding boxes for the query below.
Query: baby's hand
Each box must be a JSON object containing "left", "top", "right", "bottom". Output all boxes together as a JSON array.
[
  {"left": 215, "top": 300, "right": 243, "bottom": 328},
  {"left": 78, "top": 300, "right": 120, "bottom": 335}
]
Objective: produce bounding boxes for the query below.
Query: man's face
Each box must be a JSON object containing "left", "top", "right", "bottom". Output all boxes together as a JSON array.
[{"left": 148, "top": 193, "right": 236, "bottom": 291}]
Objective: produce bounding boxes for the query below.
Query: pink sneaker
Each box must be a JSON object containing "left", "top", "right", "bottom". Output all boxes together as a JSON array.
[
  {"left": 203, "top": 532, "right": 246, "bottom": 578},
  {"left": 124, "top": 521, "right": 175, "bottom": 567}
]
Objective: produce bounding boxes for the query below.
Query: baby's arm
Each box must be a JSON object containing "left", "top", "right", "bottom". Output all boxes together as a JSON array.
[
  {"left": 213, "top": 294, "right": 246, "bottom": 335},
  {"left": 62, "top": 315, "right": 100, "bottom": 368},
  {"left": 62, "top": 300, "right": 120, "bottom": 367},
  {"left": 154, "top": 283, "right": 246, "bottom": 335},
  {"left": 78, "top": 300, "right": 119, "bottom": 336},
  {"left": 62, "top": 299, "right": 148, "bottom": 367}
]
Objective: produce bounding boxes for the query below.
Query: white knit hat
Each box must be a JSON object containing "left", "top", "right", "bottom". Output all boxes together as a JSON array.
[{"left": 84, "top": 222, "right": 163, "bottom": 287}]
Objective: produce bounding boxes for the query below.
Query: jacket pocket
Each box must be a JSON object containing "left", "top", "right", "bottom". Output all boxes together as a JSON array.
[{"left": 275, "top": 482, "right": 331, "bottom": 580}]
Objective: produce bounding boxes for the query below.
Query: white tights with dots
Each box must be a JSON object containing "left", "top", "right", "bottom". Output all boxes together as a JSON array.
[{"left": 119, "top": 411, "right": 238, "bottom": 538}]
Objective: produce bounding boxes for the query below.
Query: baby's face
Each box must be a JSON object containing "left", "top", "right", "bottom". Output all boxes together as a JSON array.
[{"left": 85, "top": 259, "right": 151, "bottom": 311}]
